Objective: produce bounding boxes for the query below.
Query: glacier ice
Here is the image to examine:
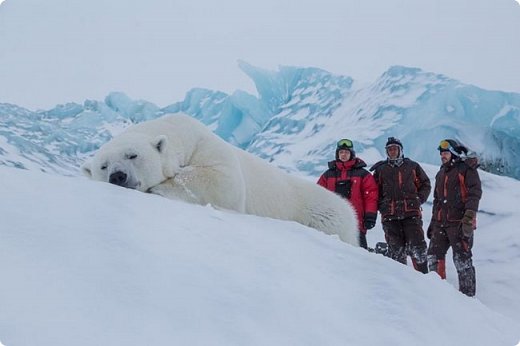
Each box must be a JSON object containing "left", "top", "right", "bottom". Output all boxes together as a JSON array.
[{"left": 0, "top": 62, "right": 519, "bottom": 180}]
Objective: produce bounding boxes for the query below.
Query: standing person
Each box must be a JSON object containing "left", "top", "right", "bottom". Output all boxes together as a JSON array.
[
  {"left": 370, "top": 137, "right": 431, "bottom": 273},
  {"left": 427, "top": 139, "right": 482, "bottom": 297},
  {"left": 317, "top": 138, "right": 379, "bottom": 249}
]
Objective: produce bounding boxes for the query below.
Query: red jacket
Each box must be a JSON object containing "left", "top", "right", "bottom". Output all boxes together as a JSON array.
[{"left": 317, "top": 158, "right": 379, "bottom": 233}]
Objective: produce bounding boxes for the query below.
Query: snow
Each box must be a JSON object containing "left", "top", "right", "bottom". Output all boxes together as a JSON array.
[{"left": 1, "top": 163, "right": 520, "bottom": 346}]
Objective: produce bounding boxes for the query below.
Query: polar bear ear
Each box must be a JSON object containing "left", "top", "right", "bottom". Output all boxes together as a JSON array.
[
  {"left": 81, "top": 161, "right": 92, "bottom": 178},
  {"left": 152, "top": 135, "right": 168, "bottom": 153}
]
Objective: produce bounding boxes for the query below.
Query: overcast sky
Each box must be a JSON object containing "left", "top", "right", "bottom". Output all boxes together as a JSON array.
[{"left": 0, "top": 0, "right": 519, "bottom": 110}]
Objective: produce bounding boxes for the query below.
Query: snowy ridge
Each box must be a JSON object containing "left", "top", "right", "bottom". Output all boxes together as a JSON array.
[
  {"left": 0, "top": 63, "right": 519, "bottom": 179},
  {"left": 1, "top": 165, "right": 519, "bottom": 346},
  {"left": 0, "top": 94, "right": 159, "bottom": 175},
  {"left": 248, "top": 65, "right": 520, "bottom": 178}
]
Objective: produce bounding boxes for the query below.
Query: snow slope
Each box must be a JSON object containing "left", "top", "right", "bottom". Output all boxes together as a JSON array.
[{"left": 1, "top": 165, "right": 519, "bottom": 346}]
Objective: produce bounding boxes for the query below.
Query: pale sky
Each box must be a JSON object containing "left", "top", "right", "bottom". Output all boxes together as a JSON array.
[{"left": 0, "top": 0, "right": 519, "bottom": 109}]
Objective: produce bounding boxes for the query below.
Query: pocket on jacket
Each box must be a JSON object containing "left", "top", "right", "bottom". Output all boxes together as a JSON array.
[
  {"left": 335, "top": 180, "right": 352, "bottom": 199},
  {"left": 447, "top": 208, "right": 464, "bottom": 222},
  {"left": 404, "top": 198, "right": 420, "bottom": 212}
]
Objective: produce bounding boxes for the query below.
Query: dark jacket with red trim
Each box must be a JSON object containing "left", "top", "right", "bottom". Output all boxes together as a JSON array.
[
  {"left": 431, "top": 157, "right": 482, "bottom": 226},
  {"left": 370, "top": 158, "right": 431, "bottom": 221},
  {"left": 317, "top": 158, "right": 379, "bottom": 233}
]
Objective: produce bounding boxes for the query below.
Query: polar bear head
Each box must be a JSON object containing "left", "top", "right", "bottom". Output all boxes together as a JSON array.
[{"left": 81, "top": 132, "right": 176, "bottom": 192}]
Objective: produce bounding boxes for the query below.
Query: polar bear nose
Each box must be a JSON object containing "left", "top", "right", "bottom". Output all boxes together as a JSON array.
[{"left": 109, "top": 171, "right": 128, "bottom": 186}]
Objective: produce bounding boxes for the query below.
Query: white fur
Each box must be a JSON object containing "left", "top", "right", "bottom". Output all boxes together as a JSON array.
[{"left": 82, "top": 114, "right": 359, "bottom": 246}]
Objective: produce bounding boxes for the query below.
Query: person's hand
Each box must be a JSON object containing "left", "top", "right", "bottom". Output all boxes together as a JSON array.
[
  {"left": 461, "top": 209, "right": 476, "bottom": 238},
  {"left": 363, "top": 212, "right": 377, "bottom": 230}
]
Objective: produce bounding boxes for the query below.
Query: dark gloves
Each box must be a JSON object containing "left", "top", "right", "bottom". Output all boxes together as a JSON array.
[
  {"left": 461, "top": 209, "right": 476, "bottom": 237},
  {"left": 363, "top": 212, "right": 377, "bottom": 230}
]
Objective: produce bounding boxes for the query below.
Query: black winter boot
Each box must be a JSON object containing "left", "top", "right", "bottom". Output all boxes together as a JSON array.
[
  {"left": 458, "top": 267, "right": 476, "bottom": 297},
  {"left": 413, "top": 260, "right": 429, "bottom": 274},
  {"left": 454, "top": 252, "right": 476, "bottom": 296},
  {"left": 388, "top": 245, "right": 407, "bottom": 264}
]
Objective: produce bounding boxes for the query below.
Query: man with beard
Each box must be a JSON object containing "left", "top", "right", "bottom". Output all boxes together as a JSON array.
[{"left": 427, "top": 139, "right": 482, "bottom": 296}]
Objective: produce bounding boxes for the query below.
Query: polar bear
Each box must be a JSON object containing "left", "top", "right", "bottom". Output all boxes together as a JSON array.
[{"left": 81, "top": 114, "right": 359, "bottom": 246}]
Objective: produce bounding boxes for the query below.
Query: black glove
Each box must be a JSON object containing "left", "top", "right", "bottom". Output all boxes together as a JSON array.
[
  {"left": 426, "top": 224, "right": 433, "bottom": 239},
  {"left": 363, "top": 212, "right": 377, "bottom": 230},
  {"left": 461, "top": 209, "right": 476, "bottom": 238}
]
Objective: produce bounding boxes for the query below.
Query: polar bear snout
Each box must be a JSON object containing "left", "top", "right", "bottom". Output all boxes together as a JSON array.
[
  {"left": 109, "top": 171, "right": 128, "bottom": 187},
  {"left": 108, "top": 170, "right": 141, "bottom": 190}
]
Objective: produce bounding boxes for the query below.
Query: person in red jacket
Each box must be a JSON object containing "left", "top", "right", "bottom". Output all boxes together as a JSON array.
[{"left": 317, "top": 138, "right": 379, "bottom": 249}]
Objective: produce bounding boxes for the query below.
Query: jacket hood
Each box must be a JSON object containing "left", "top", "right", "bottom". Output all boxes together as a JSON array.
[
  {"left": 328, "top": 158, "right": 367, "bottom": 170},
  {"left": 442, "top": 156, "right": 479, "bottom": 171}
]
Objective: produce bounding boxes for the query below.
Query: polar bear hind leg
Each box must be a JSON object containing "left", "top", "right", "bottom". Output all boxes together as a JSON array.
[{"left": 303, "top": 187, "right": 360, "bottom": 246}]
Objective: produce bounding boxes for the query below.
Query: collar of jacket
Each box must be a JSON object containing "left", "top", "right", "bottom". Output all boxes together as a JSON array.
[
  {"left": 442, "top": 158, "right": 458, "bottom": 170},
  {"left": 330, "top": 158, "right": 367, "bottom": 171},
  {"left": 387, "top": 157, "right": 404, "bottom": 167}
]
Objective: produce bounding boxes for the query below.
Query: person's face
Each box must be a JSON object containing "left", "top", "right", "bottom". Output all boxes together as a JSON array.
[
  {"left": 440, "top": 151, "right": 452, "bottom": 164},
  {"left": 386, "top": 145, "right": 400, "bottom": 160},
  {"left": 338, "top": 149, "right": 351, "bottom": 162}
]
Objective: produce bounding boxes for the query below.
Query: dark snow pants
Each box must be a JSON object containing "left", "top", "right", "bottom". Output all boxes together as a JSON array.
[
  {"left": 382, "top": 217, "right": 428, "bottom": 273},
  {"left": 359, "top": 232, "right": 368, "bottom": 249},
  {"left": 427, "top": 224, "right": 476, "bottom": 297}
]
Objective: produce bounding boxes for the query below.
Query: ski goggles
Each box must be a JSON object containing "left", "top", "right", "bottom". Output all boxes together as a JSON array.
[
  {"left": 337, "top": 138, "right": 353, "bottom": 149},
  {"left": 439, "top": 140, "right": 451, "bottom": 150},
  {"left": 438, "top": 139, "right": 458, "bottom": 155}
]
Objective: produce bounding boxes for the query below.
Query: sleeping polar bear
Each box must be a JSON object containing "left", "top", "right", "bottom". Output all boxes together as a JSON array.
[{"left": 81, "top": 113, "right": 360, "bottom": 246}]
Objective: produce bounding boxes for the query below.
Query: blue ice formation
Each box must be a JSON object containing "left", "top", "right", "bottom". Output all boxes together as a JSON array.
[{"left": 0, "top": 62, "right": 519, "bottom": 179}]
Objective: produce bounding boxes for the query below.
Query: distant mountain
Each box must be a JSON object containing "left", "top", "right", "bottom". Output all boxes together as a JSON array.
[
  {"left": 1, "top": 62, "right": 519, "bottom": 179},
  {"left": 243, "top": 64, "right": 520, "bottom": 178}
]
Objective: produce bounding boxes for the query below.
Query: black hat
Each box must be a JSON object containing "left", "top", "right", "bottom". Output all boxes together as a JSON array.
[
  {"left": 385, "top": 136, "right": 404, "bottom": 164},
  {"left": 385, "top": 137, "right": 403, "bottom": 150},
  {"left": 438, "top": 139, "right": 468, "bottom": 157}
]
